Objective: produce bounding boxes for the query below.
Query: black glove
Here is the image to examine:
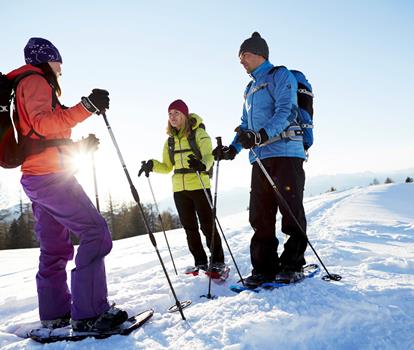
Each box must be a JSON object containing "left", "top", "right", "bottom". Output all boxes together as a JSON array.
[
  {"left": 138, "top": 160, "right": 153, "bottom": 177},
  {"left": 237, "top": 128, "right": 268, "bottom": 149},
  {"left": 78, "top": 133, "right": 99, "bottom": 153},
  {"left": 81, "top": 89, "right": 110, "bottom": 114},
  {"left": 212, "top": 145, "right": 237, "bottom": 161},
  {"left": 187, "top": 155, "right": 206, "bottom": 171}
]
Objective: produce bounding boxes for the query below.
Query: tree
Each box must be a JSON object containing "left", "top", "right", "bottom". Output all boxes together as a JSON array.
[
  {"left": 103, "top": 192, "right": 118, "bottom": 238},
  {"left": 5, "top": 203, "right": 38, "bottom": 249},
  {"left": 405, "top": 176, "right": 413, "bottom": 183},
  {"left": 0, "top": 222, "right": 8, "bottom": 250},
  {"left": 326, "top": 186, "right": 336, "bottom": 192},
  {"left": 370, "top": 178, "right": 380, "bottom": 185},
  {"left": 158, "top": 209, "right": 182, "bottom": 231},
  {"left": 384, "top": 177, "right": 394, "bottom": 184}
]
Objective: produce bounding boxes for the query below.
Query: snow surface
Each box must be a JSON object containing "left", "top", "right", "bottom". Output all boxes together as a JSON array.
[{"left": 0, "top": 183, "right": 413, "bottom": 349}]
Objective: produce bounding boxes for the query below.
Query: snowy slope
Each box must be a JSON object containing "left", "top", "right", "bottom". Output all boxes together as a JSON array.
[{"left": 0, "top": 183, "right": 413, "bottom": 349}]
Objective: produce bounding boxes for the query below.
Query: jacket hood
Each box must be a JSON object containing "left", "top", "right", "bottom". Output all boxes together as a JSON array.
[
  {"left": 189, "top": 113, "right": 203, "bottom": 129},
  {"left": 7, "top": 64, "right": 44, "bottom": 80}
]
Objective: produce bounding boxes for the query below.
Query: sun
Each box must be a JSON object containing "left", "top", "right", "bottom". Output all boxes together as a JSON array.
[
  {"left": 70, "top": 152, "right": 94, "bottom": 174},
  {"left": 69, "top": 151, "right": 100, "bottom": 201},
  {"left": 68, "top": 150, "right": 130, "bottom": 210}
]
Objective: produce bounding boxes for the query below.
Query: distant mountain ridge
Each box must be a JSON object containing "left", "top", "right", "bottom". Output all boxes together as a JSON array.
[
  {"left": 1, "top": 167, "right": 413, "bottom": 221},
  {"left": 159, "top": 167, "right": 414, "bottom": 216},
  {"left": 305, "top": 167, "right": 414, "bottom": 196}
]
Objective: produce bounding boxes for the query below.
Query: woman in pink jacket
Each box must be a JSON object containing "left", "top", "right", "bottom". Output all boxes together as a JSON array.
[{"left": 7, "top": 37, "right": 127, "bottom": 332}]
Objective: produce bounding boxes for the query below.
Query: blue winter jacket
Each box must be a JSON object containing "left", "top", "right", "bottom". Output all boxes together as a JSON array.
[{"left": 231, "top": 60, "right": 306, "bottom": 163}]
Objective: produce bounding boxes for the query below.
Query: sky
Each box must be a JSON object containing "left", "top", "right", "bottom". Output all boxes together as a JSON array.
[{"left": 1, "top": 0, "right": 414, "bottom": 209}]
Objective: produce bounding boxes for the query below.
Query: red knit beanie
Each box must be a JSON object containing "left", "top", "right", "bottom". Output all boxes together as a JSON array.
[{"left": 168, "top": 99, "right": 189, "bottom": 117}]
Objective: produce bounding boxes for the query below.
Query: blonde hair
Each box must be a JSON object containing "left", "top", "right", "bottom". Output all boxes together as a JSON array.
[{"left": 166, "top": 114, "right": 195, "bottom": 138}]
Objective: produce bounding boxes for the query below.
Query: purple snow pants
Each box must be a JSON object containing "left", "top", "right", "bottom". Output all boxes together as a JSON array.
[{"left": 21, "top": 172, "right": 112, "bottom": 321}]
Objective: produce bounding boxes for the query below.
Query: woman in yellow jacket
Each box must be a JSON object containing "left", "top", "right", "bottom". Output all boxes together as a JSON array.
[{"left": 139, "top": 99, "right": 225, "bottom": 274}]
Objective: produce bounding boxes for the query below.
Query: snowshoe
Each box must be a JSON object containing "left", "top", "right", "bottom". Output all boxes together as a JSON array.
[
  {"left": 184, "top": 264, "right": 208, "bottom": 276},
  {"left": 205, "top": 263, "right": 230, "bottom": 282}
]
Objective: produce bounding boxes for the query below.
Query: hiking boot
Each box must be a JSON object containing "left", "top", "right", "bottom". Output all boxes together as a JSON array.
[
  {"left": 206, "top": 262, "right": 230, "bottom": 280},
  {"left": 210, "top": 262, "right": 226, "bottom": 272},
  {"left": 244, "top": 273, "right": 274, "bottom": 288},
  {"left": 41, "top": 312, "right": 71, "bottom": 329},
  {"left": 71, "top": 304, "right": 128, "bottom": 332},
  {"left": 275, "top": 267, "right": 304, "bottom": 284},
  {"left": 196, "top": 263, "right": 208, "bottom": 271}
]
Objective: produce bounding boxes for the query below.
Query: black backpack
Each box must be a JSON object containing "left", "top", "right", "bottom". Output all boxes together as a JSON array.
[
  {"left": 0, "top": 71, "right": 72, "bottom": 168},
  {"left": 167, "top": 123, "right": 213, "bottom": 177}
]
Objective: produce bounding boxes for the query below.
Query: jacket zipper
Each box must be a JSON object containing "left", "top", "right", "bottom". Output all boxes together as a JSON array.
[
  {"left": 177, "top": 136, "right": 186, "bottom": 190},
  {"left": 249, "top": 80, "right": 255, "bottom": 130}
]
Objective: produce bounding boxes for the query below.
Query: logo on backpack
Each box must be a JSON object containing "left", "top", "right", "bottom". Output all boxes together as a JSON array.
[{"left": 0, "top": 72, "right": 23, "bottom": 168}]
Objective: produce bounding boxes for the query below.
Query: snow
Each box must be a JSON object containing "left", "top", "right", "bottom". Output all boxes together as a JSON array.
[{"left": 0, "top": 183, "right": 414, "bottom": 349}]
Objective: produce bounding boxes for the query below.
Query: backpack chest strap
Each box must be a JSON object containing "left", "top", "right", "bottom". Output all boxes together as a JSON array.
[
  {"left": 174, "top": 168, "right": 209, "bottom": 175},
  {"left": 244, "top": 82, "right": 269, "bottom": 100}
]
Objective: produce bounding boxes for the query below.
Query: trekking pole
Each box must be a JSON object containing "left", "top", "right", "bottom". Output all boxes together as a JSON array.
[
  {"left": 201, "top": 137, "right": 222, "bottom": 299},
  {"left": 91, "top": 151, "right": 100, "bottom": 212},
  {"left": 190, "top": 156, "right": 245, "bottom": 286},
  {"left": 101, "top": 112, "right": 190, "bottom": 319},
  {"left": 145, "top": 172, "right": 178, "bottom": 275},
  {"left": 250, "top": 148, "right": 342, "bottom": 282}
]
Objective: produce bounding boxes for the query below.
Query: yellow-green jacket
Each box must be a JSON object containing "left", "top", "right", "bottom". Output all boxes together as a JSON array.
[{"left": 152, "top": 113, "right": 214, "bottom": 192}]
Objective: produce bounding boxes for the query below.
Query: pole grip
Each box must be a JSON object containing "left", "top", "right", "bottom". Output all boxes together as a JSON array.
[{"left": 216, "top": 136, "right": 222, "bottom": 147}]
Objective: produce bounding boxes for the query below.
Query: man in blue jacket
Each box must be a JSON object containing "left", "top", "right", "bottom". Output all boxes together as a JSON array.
[{"left": 213, "top": 32, "right": 308, "bottom": 288}]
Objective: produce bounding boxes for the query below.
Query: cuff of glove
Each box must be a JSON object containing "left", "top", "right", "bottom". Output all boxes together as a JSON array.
[
  {"left": 81, "top": 96, "right": 99, "bottom": 114},
  {"left": 258, "top": 129, "right": 269, "bottom": 145}
]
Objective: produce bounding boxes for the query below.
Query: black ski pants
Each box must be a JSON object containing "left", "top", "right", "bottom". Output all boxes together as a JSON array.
[
  {"left": 174, "top": 189, "right": 224, "bottom": 266},
  {"left": 249, "top": 157, "right": 307, "bottom": 276}
]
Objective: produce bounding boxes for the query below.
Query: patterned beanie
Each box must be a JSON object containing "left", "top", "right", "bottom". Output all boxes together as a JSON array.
[
  {"left": 24, "top": 37, "right": 62, "bottom": 65},
  {"left": 168, "top": 99, "right": 189, "bottom": 117},
  {"left": 239, "top": 32, "right": 269, "bottom": 60}
]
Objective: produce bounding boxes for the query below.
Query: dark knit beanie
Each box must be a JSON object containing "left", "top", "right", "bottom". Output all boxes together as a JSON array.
[
  {"left": 24, "top": 37, "right": 62, "bottom": 65},
  {"left": 168, "top": 99, "right": 189, "bottom": 117},
  {"left": 239, "top": 32, "right": 269, "bottom": 60}
]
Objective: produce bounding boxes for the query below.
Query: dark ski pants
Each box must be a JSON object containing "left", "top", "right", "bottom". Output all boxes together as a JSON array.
[
  {"left": 249, "top": 157, "right": 307, "bottom": 276},
  {"left": 21, "top": 172, "right": 112, "bottom": 321},
  {"left": 174, "top": 189, "right": 224, "bottom": 266}
]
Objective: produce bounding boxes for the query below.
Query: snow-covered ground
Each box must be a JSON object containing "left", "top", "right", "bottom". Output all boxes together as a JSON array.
[{"left": 0, "top": 183, "right": 413, "bottom": 349}]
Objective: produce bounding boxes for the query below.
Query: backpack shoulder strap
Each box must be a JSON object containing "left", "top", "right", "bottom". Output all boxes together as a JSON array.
[
  {"left": 243, "top": 81, "right": 253, "bottom": 100},
  {"left": 14, "top": 71, "right": 59, "bottom": 110},
  {"left": 268, "top": 65, "right": 285, "bottom": 75},
  {"left": 14, "top": 71, "right": 60, "bottom": 138},
  {"left": 167, "top": 125, "right": 205, "bottom": 165},
  {"left": 13, "top": 71, "right": 41, "bottom": 87},
  {"left": 167, "top": 136, "right": 175, "bottom": 165},
  {"left": 187, "top": 127, "right": 202, "bottom": 160},
  {"left": 266, "top": 65, "right": 286, "bottom": 101}
]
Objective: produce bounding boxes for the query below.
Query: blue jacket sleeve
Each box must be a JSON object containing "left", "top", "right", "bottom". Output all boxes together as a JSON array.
[{"left": 263, "top": 67, "right": 298, "bottom": 138}]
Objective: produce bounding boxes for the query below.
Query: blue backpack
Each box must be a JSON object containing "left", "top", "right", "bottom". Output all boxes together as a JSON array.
[
  {"left": 268, "top": 66, "right": 314, "bottom": 150},
  {"left": 246, "top": 66, "right": 314, "bottom": 150}
]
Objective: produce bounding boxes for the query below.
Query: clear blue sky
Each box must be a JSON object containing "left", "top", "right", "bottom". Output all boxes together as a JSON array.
[{"left": 1, "top": 0, "right": 414, "bottom": 208}]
